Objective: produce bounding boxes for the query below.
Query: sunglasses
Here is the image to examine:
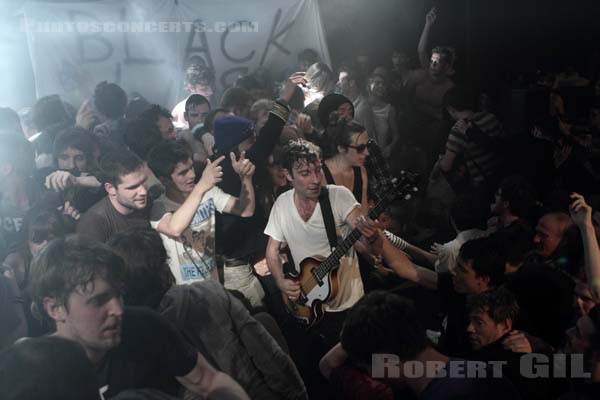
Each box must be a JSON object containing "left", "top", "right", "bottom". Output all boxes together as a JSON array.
[{"left": 347, "top": 143, "right": 369, "bottom": 153}]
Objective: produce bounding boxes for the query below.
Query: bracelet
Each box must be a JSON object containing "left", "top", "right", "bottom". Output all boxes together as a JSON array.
[
  {"left": 271, "top": 100, "right": 291, "bottom": 123},
  {"left": 384, "top": 230, "right": 408, "bottom": 251}
]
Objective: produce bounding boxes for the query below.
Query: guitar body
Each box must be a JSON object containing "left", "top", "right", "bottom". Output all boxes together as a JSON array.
[
  {"left": 282, "top": 255, "right": 340, "bottom": 327},
  {"left": 279, "top": 172, "right": 418, "bottom": 328}
]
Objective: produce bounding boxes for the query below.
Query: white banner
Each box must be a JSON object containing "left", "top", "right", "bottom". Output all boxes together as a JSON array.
[{"left": 20, "top": 0, "right": 330, "bottom": 108}]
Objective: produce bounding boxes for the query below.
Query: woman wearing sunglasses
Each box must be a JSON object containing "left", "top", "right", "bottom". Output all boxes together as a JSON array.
[{"left": 321, "top": 115, "right": 370, "bottom": 213}]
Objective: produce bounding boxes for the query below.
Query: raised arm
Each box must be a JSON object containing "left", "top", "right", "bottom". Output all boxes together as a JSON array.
[
  {"left": 418, "top": 7, "right": 437, "bottom": 69},
  {"left": 357, "top": 218, "right": 439, "bottom": 290},
  {"left": 222, "top": 151, "right": 256, "bottom": 217},
  {"left": 156, "top": 156, "right": 224, "bottom": 238},
  {"left": 570, "top": 193, "right": 600, "bottom": 300},
  {"left": 247, "top": 73, "right": 306, "bottom": 164}
]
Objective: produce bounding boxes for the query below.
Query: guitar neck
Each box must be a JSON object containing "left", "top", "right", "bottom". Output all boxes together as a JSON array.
[{"left": 313, "top": 194, "right": 395, "bottom": 281}]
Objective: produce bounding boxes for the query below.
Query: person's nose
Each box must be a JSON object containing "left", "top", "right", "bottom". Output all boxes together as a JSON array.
[
  {"left": 63, "top": 158, "right": 75, "bottom": 170},
  {"left": 138, "top": 184, "right": 148, "bottom": 197},
  {"left": 466, "top": 322, "right": 475, "bottom": 333},
  {"left": 107, "top": 296, "right": 124, "bottom": 317}
]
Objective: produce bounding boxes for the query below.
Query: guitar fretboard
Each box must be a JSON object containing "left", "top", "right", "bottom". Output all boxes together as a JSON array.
[{"left": 312, "top": 182, "right": 410, "bottom": 282}]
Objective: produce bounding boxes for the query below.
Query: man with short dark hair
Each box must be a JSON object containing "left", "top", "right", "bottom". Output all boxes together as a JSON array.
[
  {"left": 466, "top": 287, "right": 519, "bottom": 351},
  {"left": 490, "top": 175, "right": 537, "bottom": 233},
  {"left": 147, "top": 140, "right": 255, "bottom": 286},
  {"left": 438, "top": 86, "right": 505, "bottom": 190},
  {"left": 29, "top": 235, "right": 249, "bottom": 399},
  {"left": 107, "top": 227, "right": 308, "bottom": 400},
  {"left": 180, "top": 94, "right": 212, "bottom": 163},
  {"left": 214, "top": 73, "right": 305, "bottom": 309},
  {"left": 76, "top": 150, "right": 150, "bottom": 242},
  {"left": 404, "top": 7, "right": 455, "bottom": 168},
  {"left": 43, "top": 128, "right": 103, "bottom": 213},
  {"left": 220, "top": 87, "right": 254, "bottom": 119},
  {"left": 337, "top": 65, "right": 377, "bottom": 139},
  {"left": 363, "top": 228, "right": 506, "bottom": 356},
  {"left": 466, "top": 287, "right": 553, "bottom": 400},
  {"left": 29, "top": 94, "right": 72, "bottom": 168},
  {"left": 139, "top": 105, "right": 177, "bottom": 141},
  {"left": 92, "top": 81, "right": 128, "bottom": 145},
  {"left": 172, "top": 64, "right": 216, "bottom": 129},
  {"left": 335, "top": 291, "right": 520, "bottom": 399}
]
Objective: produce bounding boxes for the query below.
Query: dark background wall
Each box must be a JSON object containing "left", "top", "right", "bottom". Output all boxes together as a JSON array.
[{"left": 320, "top": 0, "right": 600, "bottom": 85}]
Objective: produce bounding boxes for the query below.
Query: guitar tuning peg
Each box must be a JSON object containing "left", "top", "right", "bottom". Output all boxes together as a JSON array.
[{"left": 404, "top": 194, "right": 412, "bottom": 200}]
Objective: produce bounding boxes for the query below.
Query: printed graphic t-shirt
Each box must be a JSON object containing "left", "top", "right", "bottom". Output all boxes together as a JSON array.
[{"left": 151, "top": 188, "right": 231, "bottom": 284}]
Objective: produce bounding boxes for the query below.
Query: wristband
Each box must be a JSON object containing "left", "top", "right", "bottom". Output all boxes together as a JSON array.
[{"left": 384, "top": 230, "right": 408, "bottom": 251}]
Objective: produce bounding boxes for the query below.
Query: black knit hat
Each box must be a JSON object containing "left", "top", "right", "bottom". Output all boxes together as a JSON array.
[{"left": 317, "top": 93, "right": 354, "bottom": 128}]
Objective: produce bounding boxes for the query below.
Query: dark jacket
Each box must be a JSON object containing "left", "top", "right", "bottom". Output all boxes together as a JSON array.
[
  {"left": 158, "top": 281, "right": 307, "bottom": 400},
  {"left": 215, "top": 102, "right": 290, "bottom": 260}
]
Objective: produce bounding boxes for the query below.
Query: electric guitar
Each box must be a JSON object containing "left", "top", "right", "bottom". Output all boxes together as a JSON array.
[{"left": 281, "top": 172, "right": 418, "bottom": 327}]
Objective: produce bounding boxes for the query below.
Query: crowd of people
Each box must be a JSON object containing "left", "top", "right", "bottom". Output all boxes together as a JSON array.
[{"left": 1, "top": 6, "right": 600, "bottom": 400}]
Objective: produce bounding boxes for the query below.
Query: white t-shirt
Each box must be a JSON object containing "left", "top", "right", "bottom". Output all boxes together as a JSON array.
[
  {"left": 151, "top": 187, "right": 231, "bottom": 284},
  {"left": 171, "top": 97, "right": 189, "bottom": 129},
  {"left": 264, "top": 185, "right": 364, "bottom": 312}
]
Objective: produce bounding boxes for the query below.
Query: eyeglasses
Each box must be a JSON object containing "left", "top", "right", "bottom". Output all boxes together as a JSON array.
[{"left": 347, "top": 144, "right": 369, "bottom": 153}]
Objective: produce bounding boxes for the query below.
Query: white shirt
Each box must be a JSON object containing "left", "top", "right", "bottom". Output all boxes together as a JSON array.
[
  {"left": 264, "top": 185, "right": 364, "bottom": 312},
  {"left": 434, "top": 229, "right": 489, "bottom": 273},
  {"left": 151, "top": 187, "right": 231, "bottom": 284}
]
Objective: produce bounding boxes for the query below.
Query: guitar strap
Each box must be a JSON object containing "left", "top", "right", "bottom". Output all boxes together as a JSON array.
[{"left": 318, "top": 186, "right": 338, "bottom": 251}]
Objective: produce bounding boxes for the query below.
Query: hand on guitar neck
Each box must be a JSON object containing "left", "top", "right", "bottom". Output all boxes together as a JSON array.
[{"left": 356, "top": 215, "right": 384, "bottom": 255}]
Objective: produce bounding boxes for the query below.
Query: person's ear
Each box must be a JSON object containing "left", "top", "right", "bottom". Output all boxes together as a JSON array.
[
  {"left": 104, "top": 182, "right": 117, "bottom": 196},
  {"left": 43, "top": 297, "right": 67, "bottom": 323},
  {"left": 184, "top": 111, "right": 189, "bottom": 122},
  {"left": 499, "top": 319, "right": 513, "bottom": 336},
  {"left": 337, "top": 145, "right": 347, "bottom": 154},
  {"left": 284, "top": 169, "right": 293, "bottom": 182}
]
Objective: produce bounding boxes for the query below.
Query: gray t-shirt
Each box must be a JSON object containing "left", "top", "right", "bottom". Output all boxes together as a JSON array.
[{"left": 76, "top": 196, "right": 150, "bottom": 243}]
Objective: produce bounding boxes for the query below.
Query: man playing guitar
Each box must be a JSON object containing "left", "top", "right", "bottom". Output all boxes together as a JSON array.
[{"left": 264, "top": 139, "right": 367, "bottom": 349}]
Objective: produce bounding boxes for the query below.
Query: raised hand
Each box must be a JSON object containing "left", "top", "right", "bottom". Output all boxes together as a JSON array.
[
  {"left": 357, "top": 215, "right": 383, "bottom": 254},
  {"left": 425, "top": 7, "right": 438, "bottom": 27},
  {"left": 430, "top": 242, "right": 443, "bottom": 255},
  {"left": 75, "top": 98, "right": 96, "bottom": 130},
  {"left": 281, "top": 72, "right": 308, "bottom": 103},
  {"left": 570, "top": 192, "right": 593, "bottom": 229},
  {"left": 45, "top": 170, "right": 77, "bottom": 192},
  {"left": 502, "top": 330, "right": 532, "bottom": 353},
  {"left": 230, "top": 151, "right": 255, "bottom": 178},
  {"left": 198, "top": 155, "right": 225, "bottom": 191},
  {"left": 454, "top": 119, "right": 473, "bottom": 135},
  {"left": 295, "top": 113, "right": 314, "bottom": 136}
]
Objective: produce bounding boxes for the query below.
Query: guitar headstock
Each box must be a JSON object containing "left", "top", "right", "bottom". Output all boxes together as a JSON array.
[{"left": 368, "top": 171, "right": 419, "bottom": 220}]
